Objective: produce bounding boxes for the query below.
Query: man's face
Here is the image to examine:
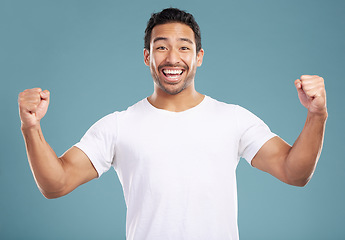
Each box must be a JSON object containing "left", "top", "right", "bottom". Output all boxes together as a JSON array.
[{"left": 144, "top": 23, "right": 204, "bottom": 95}]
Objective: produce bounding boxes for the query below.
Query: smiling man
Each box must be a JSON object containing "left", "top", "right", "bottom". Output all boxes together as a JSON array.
[
  {"left": 18, "top": 8, "right": 327, "bottom": 240},
  {"left": 145, "top": 22, "right": 203, "bottom": 96}
]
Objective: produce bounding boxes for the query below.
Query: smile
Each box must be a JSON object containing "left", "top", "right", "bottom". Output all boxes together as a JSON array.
[
  {"left": 163, "top": 69, "right": 183, "bottom": 75},
  {"left": 161, "top": 69, "right": 184, "bottom": 82}
]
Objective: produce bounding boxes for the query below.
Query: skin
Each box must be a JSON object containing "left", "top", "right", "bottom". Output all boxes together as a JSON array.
[
  {"left": 19, "top": 89, "right": 98, "bottom": 198},
  {"left": 144, "top": 23, "right": 205, "bottom": 112},
  {"left": 252, "top": 75, "right": 327, "bottom": 186},
  {"left": 18, "top": 22, "right": 327, "bottom": 199}
]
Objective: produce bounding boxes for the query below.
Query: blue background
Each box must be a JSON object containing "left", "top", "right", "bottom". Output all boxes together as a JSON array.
[{"left": 1, "top": 0, "right": 344, "bottom": 239}]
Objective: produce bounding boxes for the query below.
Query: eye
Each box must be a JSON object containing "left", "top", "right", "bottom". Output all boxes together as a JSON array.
[
  {"left": 156, "top": 46, "right": 167, "bottom": 50},
  {"left": 180, "top": 47, "right": 190, "bottom": 51}
]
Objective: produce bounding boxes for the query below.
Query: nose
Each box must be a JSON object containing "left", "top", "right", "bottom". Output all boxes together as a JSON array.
[{"left": 165, "top": 48, "right": 180, "bottom": 64}]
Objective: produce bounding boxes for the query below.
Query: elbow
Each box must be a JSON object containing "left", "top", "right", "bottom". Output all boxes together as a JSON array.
[
  {"left": 41, "top": 189, "right": 65, "bottom": 199},
  {"left": 283, "top": 163, "right": 315, "bottom": 187},
  {"left": 38, "top": 183, "right": 66, "bottom": 199},
  {"left": 292, "top": 181, "right": 308, "bottom": 188},
  {"left": 36, "top": 176, "right": 67, "bottom": 199},
  {"left": 287, "top": 176, "right": 312, "bottom": 187},
  {"left": 41, "top": 191, "right": 58, "bottom": 199},
  {"left": 42, "top": 193, "right": 55, "bottom": 199}
]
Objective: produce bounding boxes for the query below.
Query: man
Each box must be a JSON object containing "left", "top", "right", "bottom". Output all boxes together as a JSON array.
[{"left": 18, "top": 8, "right": 327, "bottom": 240}]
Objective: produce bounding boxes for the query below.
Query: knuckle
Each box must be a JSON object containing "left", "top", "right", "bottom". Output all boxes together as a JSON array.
[
  {"left": 18, "top": 93, "right": 26, "bottom": 103},
  {"left": 33, "top": 87, "right": 42, "bottom": 92}
]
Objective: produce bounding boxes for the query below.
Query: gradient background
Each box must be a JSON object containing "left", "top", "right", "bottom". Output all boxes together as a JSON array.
[{"left": 1, "top": 0, "right": 344, "bottom": 239}]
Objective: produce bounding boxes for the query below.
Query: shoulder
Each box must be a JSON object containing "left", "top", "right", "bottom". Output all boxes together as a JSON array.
[
  {"left": 117, "top": 98, "right": 148, "bottom": 116},
  {"left": 205, "top": 96, "right": 251, "bottom": 120},
  {"left": 205, "top": 96, "right": 268, "bottom": 128},
  {"left": 205, "top": 96, "right": 238, "bottom": 112},
  {"left": 87, "top": 98, "right": 147, "bottom": 130}
]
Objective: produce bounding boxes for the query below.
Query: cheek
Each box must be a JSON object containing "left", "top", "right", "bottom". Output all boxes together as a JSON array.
[
  {"left": 186, "top": 57, "right": 196, "bottom": 68},
  {"left": 150, "top": 54, "right": 163, "bottom": 69},
  {"left": 182, "top": 53, "right": 197, "bottom": 66}
]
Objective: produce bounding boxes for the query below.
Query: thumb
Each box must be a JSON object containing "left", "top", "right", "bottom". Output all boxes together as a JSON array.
[
  {"left": 294, "top": 79, "right": 310, "bottom": 109},
  {"left": 36, "top": 90, "right": 50, "bottom": 119},
  {"left": 294, "top": 79, "right": 305, "bottom": 96},
  {"left": 39, "top": 90, "right": 50, "bottom": 107},
  {"left": 40, "top": 90, "right": 50, "bottom": 100}
]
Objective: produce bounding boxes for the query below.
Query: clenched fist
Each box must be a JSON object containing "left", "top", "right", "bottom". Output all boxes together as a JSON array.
[
  {"left": 295, "top": 75, "right": 327, "bottom": 116},
  {"left": 18, "top": 88, "right": 50, "bottom": 129}
]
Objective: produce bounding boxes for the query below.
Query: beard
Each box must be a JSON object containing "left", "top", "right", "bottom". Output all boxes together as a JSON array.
[{"left": 150, "top": 63, "right": 196, "bottom": 95}]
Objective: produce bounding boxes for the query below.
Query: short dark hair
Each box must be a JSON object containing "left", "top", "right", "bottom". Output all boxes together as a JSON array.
[{"left": 144, "top": 8, "right": 202, "bottom": 52}]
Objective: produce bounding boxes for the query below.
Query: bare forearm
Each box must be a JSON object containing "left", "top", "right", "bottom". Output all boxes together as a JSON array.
[
  {"left": 252, "top": 76, "right": 327, "bottom": 186},
  {"left": 22, "top": 125, "right": 66, "bottom": 196},
  {"left": 285, "top": 111, "right": 327, "bottom": 186}
]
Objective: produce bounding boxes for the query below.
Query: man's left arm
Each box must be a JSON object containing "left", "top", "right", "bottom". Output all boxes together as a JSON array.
[{"left": 251, "top": 75, "right": 328, "bottom": 187}]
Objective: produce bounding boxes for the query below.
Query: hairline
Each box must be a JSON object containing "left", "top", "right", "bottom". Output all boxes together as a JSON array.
[{"left": 146, "top": 22, "right": 200, "bottom": 52}]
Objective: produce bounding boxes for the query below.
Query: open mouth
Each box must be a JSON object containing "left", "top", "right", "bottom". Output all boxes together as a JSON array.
[{"left": 162, "top": 69, "right": 184, "bottom": 82}]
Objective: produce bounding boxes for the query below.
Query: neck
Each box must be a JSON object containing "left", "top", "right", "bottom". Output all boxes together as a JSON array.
[{"left": 148, "top": 84, "right": 204, "bottom": 112}]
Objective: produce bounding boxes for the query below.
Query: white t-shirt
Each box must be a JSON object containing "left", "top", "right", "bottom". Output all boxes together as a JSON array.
[{"left": 75, "top": 96, "right": 276, "bottom": 240}]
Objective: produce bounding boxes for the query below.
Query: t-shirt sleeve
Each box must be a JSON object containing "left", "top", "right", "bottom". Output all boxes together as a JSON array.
[
  {"left": 74, "top": 112, "right": 118, "bottom": 177},
  {"left": 236, "top": 106, "right": 277, "bottom": 165}
]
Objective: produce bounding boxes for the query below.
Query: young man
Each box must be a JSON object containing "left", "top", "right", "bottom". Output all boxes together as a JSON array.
[{"left": 18, "top": 8, "right": 327, "bottom": 240}]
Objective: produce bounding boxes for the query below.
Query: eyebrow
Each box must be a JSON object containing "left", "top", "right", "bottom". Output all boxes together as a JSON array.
[{"left": 153, "top": 37, "right": 194, "bottom": 44}]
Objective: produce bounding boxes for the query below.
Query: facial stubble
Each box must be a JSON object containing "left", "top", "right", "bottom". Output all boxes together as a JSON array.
[{"left": 151, "top": 63, "right": 197, "bottom": 95}]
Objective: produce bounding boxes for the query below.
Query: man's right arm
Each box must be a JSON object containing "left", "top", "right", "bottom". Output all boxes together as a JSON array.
[{"left": 19, "top": 88, "right": 98, "bottom": 199}]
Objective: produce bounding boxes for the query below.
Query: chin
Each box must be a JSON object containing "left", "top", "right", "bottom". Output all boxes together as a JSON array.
[{"left": 161, "top": 80, "right": 191, "bottom": 95}]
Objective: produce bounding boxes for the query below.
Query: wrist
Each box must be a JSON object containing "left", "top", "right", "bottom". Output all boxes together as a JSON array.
[
  {"left": 21, "top": 122, "right": 41, "bottom": 132},
  {"left": 307, "top": 110, "right": 328, "bottom": 122}
]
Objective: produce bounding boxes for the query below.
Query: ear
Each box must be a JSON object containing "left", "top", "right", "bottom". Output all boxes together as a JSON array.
[
  {"left": 196, "top": 48, "right": 204, "bottom": 67},
  {"left": 143, "top": 48, "right": 150, "bottom": 66}
]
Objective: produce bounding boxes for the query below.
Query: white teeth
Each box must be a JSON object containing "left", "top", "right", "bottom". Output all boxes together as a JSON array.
[
  {"left": 163, "top": 69, "right": 183, "bottom": 75},
  {"left": 166, "top": 75, "right": 179, "bottom": 79}
]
